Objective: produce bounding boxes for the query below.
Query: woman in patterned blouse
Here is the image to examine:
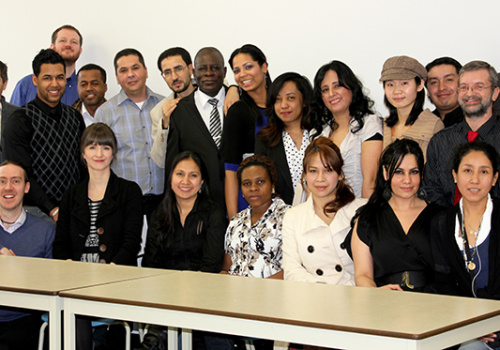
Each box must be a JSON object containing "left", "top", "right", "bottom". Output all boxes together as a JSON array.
[
  {"left": 255, "top": 72, "right": 313, "bottom": 205},
  {"left": 221, "top": 154, "right": 290, "bottom": 279}
]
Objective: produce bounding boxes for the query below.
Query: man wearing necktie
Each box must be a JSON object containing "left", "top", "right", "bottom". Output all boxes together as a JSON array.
[
  {"left": 165, "top": 47, "right": 228, "bottom": 208},
  {"left": 424, "top": 60, "right": 500, "bottom": 207}
]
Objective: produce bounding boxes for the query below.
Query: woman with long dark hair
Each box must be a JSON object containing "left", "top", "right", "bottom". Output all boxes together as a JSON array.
[
  {"left": 143, "top": 151, "right": 226, "bottom": 271},
  {"left": 224, "top": 44, "right": 271, "bottom": 218},
  {"left": 310, "top": 60, "right": 382, "bottom": 198},
  {"left": 255, "top": 72, "right": 313, "bottom": 205},
  {"left": 141, "top": 151, "right": 227, "bottom": 350},
  {"left": 380, "top": 55, "right": 444, "bottom": 161},
  {"left": 348, "top": 139, "right": 437, "bottom": 291}
]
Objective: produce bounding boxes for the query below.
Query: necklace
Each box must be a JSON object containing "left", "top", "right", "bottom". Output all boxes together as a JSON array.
[{"left": 459, "top": 209, "right": 484, "bottom": 271}]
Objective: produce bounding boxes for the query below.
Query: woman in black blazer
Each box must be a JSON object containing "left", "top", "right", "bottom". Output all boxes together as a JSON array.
[
  {"left": 53, "top": 123, "right": 143, "bottom": 265},
  {"left": 255, "top": 72, "right": 313, "bottom": 205},
  {"left": 432, "top": 142, "right": 500, "bottom": 349},
  {"left": 53, "top": 123, "right": 143, "bottom": 350}
]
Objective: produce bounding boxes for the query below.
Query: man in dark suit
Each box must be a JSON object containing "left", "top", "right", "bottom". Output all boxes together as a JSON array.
[
  {"left": 165, "top": 47, "right": 227, "bottom": 207},
  {"left": 0, "top": 61, "right": 19, "bottom": 161}
]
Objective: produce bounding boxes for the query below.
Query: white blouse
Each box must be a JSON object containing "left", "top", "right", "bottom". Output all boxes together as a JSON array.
[{"left": 319, "top": 114, "right": 382, "bottom": 197}]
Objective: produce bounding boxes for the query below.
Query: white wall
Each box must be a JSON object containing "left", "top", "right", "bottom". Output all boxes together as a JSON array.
[{"left": 3, "top": 0, "right": 499, "bottom": 116}]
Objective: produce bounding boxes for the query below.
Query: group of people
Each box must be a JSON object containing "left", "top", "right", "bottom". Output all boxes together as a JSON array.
[{"left": 1, "top": 23, "right": 500, "bottom": 350}]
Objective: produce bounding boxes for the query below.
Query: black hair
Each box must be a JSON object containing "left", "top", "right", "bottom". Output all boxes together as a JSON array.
[
  {"left": 152, "top": 151, "right": 210, "bottom": 247},
  {"left": 353, "top": 139, "right": 424, "bottom": 227},
  {"left": 32, "top": 49, "right": 65, "bottom": 77},
  {"left": 77, "top": 63, "right": 107, "bottom": 84},
  {"left": 237, "top": 154, "right": 279, "bottom": 188},
  {"left": 157, "top": 47, "right": 192, "bottom": 72},
  {"left": 425, "top": 57, "right": 462, "bottom": 88},
  {"left": 257, "top": 72, "right": 313, "bottom": 148},
  {"left": 452, "top": 142, "right": 500, "bottom": 174},
  {"left": 0, "top": 61, "right": 7, "bottom": 83},
  {"left": 114, "top": 48, "right": 146, "bottom": 73},
  {"left": 383, "top": 77, "right": 425, "bottom": 127},
  {"left": 229, "top": 44, "right": 271, "bottom": 124},
  {"left": 310, "top": 60, "right": 375, "bottom": 138}
]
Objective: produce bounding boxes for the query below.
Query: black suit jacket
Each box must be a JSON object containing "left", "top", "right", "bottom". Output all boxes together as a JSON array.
[
  {"left": 254, "top": 135, "right": 294, "bottom": 205},
  {"left": 0, "top": 96, "right": 19, "bottom": 161},
  {"left": 165, "top": 89, "right": 226, "bottom": 208},
  {"left": 431, "top": 200, "right": 500, "bottom": 300}
]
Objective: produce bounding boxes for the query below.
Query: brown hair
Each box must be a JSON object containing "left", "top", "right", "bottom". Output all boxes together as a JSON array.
[
  {"left": 80, "top": 123, "right": 117, "bottom": 163},
  {"left": 303, "top": 137, "right": 354, "bottom": 215}
]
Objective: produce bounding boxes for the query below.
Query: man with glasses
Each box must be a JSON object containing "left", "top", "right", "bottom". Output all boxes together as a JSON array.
[
  {"left": 424, "top": 60, "right": 500, "bottom": 207},
  {"left": 150, "top": 47, "right": 195, "bottom": 168}
]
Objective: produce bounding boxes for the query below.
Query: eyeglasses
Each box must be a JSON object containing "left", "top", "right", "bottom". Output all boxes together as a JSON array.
[
  {"left": 161, "top": 65, "right": 187, "bottom": 78},
  {"left": 458, "top": 84, "right": 491, "bottom": 93}
]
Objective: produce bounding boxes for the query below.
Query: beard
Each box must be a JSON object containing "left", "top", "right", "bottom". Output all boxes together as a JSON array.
[{"left": 460, "top": 92, "right": 493, "bottom": 118}]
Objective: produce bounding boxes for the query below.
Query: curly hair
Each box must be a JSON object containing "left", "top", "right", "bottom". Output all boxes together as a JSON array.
[
  {"left": 237, "top": 154, "right": 279, "bottom": 189},
  {"left": 310, "top": 60, "right": 375, "bottom": 138}
]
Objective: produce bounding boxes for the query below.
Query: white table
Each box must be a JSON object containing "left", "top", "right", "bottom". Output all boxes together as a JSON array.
[
  {"left": 61, "top": 270, "right": 500, "bottom": 349},
  {"left": 0, "top": 256, "right": 170, "bottom": 350}
]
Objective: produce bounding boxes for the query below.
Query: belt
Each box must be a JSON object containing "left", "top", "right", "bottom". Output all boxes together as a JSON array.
[{"left": 379, "top": 270, "right": 428, "bottom": 290}]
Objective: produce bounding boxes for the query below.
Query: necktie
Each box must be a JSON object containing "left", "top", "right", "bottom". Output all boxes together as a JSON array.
[
  {"left": 454, "top": 131, "right": 480, "bottom": 205},
  {"left": 208, "top": 98, "right": 221, "bottom": 148},
  {"left": 468, "top": 130, "right": 479, "bottom": 142}
]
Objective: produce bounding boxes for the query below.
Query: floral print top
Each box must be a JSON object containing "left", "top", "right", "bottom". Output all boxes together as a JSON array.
[{"left": 225, "top": 198, "right": 290, "bottom": 278}]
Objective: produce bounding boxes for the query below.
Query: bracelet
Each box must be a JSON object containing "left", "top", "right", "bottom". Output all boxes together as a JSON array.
[{"left": 50, "top": 208, "right": 59, "bottom": 217}]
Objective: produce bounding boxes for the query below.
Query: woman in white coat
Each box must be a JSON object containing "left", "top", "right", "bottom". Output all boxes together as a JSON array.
[{"left": 282, "top": 137, "right": 366, "bottom": 284}]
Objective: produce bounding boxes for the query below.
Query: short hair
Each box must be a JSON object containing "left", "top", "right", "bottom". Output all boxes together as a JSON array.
[
  {"left": 0, "top": 160, "right": 29, "bottom": 182},
  {"left": 194, "top": 47, "right": 224, "bottom": 68},
  {"left": 51, "top": 25, "right": 83, "bottom": 47},
  {"left": 459, "top": 60, "right": 499, "bottom": 88},
  {"left": 114, "top": 48, "right": 146, "bottom": 73},
  {"left": 302, "top": 137, "right": 355, "bottom": 215},
  {"left": 77, "top": 64, "right": 107, "bottom": 84},
  {"left": 452, "top": 141, "right": 500, "bottom": 174},
  {"left": 32, "top": 49, "right": 65, "bottom": 77},
  {"left": 0, "top": 61, "right": 7, "bottom": 83},
  {"left": 237, "top": 154, "right": 279, "bottom": 189},
  {"left": 157, "top": 47, "right": 192, "bottom": 72},
  {"left": 80, "top": 123, "right": 118, "bottom": 163},
  {"left": 425, "top": 57, "right": 462, "bottom": 75}
]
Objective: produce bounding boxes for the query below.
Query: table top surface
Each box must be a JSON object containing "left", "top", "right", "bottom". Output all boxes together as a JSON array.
[
  {"left": 60, "top": 270, "right": 500, "bottom": 340},
  {"left": 0, "top": 255, "right": 170, "bottom": 295}
]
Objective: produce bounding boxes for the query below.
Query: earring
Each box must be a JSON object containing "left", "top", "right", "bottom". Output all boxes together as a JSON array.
[
  {"left": 383, "top": 187, "right": 392, "bottom": 201},
  {"left": 417, "top": 187, "right": 427, "bottom": 200},
  {"left": 198, "top": 188, "right": 202, "bottom": 194},
  {"left": 272, "top": 188, "right": 275, "bottom": 194}
]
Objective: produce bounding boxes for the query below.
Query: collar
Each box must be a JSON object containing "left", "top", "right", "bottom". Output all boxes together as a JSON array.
[
  {"left": 116, "top": 86, "right": 154, "bottom": 106},
  {"left": 195, "top": 87, "right": 225, "bottom": 107},
  {"left": 455, "top": 194, "right": 493, "bottom": 249},
  {"left": 461, "top": 114, "right": 497, "bottom": 138},
  {"left": 0, "top": 209, "right": 27, "bottom": 234},
  {"left": 32, "top": 95, "right": 63, "bottom": 119}
]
